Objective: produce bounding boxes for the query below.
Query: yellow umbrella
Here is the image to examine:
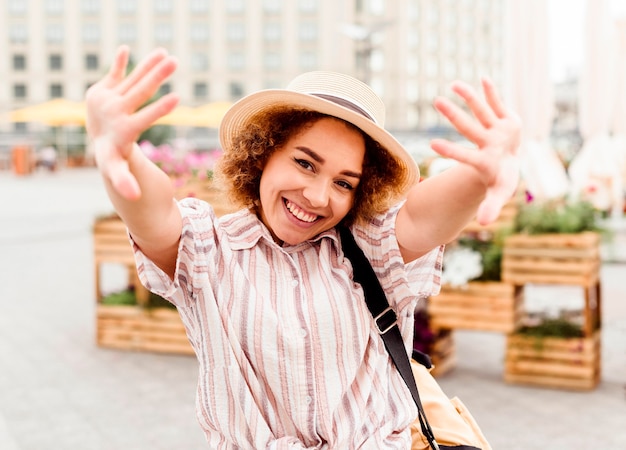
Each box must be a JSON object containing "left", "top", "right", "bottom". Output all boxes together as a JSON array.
[
  {"left": 192, "top": 101, "right": 233, "bottom": 128},
  {"left": 153, "top": 105, "right": 198, "bottom": 126},
  {"left": 2, "top": 98, "right": 86, "bottom": 126}
]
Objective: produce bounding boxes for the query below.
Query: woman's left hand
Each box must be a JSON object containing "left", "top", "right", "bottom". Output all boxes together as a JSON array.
[{"left": 430, "top": 78, "right": 522, "bottom": 225}]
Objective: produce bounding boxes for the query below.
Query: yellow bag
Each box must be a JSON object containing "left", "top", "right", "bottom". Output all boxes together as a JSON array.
[{"left": 410, "top": 360, "right": 492, "bottom": 450}]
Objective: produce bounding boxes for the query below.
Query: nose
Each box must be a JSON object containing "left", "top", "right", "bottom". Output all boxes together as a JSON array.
[{"left": 303, "top": 179, "right": 331, "bottom": 208}]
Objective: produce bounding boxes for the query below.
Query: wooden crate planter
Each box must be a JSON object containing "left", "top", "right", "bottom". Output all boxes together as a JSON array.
[
  {"left": 93, "top": 215, "right": 192, "bottom": 355},
  {"left": 428, "top": 282, "right": 524, "bottom": 333},
  {"left": 504, "top": 331, "right": 600, "bottom": 390},
  {"left": 430, "top": 330, "right": 456, "bottom": 378},
  {"left": 97, "top": 304, "right": 193, "bottom": 355},
  {"left": 502, "top": 232, "right": 601, "bottom": 287}
]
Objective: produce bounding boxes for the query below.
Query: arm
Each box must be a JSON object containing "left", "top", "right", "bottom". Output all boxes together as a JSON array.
[
  {"left": 86, "top": 46, "right": 182, "bottom": 278},
  {"left": 396, "top": 78, "right": 522, "bottom": 261}
]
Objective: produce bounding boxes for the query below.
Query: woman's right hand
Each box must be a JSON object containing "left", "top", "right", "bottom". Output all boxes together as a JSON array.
[{"left": 86, "top": 45, "right": 179, "bottom": 200}]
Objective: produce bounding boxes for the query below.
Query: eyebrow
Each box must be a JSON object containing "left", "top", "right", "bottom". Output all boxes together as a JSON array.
[{"left": 296, "top": 146, "right": 362, "bottom": 179}]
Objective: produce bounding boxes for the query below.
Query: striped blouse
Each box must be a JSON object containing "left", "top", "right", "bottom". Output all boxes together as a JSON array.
[{"left": 134, "top": 199, "right": 443, "bottom": 449}]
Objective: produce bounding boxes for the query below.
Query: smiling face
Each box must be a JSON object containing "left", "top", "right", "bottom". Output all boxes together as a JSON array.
[{"left": 258, "top": 117, "right": 366, "bottom": 245}]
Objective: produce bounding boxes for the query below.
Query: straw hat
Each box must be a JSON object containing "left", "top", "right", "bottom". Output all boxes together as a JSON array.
[{"left": 219, "top": 71, "right": 419, "bottom": 193}]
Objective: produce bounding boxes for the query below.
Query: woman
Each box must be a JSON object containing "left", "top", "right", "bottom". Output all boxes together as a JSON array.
[{"left": 87, "top": 46, "right": 520, "bottom": 449}]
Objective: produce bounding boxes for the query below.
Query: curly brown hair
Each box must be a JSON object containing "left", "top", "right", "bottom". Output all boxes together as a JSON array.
[{"left": 215, "top": 105, "right": 407, "bottom": 225}]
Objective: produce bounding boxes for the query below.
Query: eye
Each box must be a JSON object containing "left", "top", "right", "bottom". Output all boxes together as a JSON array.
[
  {"left": 335, "top": 180, "right": 355, "bottom": 191},
  {"left": 294, "top": 158, "right": 314, "bottom": 171}
]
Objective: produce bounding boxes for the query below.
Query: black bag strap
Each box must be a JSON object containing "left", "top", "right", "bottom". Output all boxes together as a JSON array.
[{"left": 338, "top": 226, "right": 440, "bottom": 450}]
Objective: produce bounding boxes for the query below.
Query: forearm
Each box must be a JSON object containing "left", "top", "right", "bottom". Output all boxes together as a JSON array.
[{"left": 397, "top": 164, "right": 486, "bottom": 256}]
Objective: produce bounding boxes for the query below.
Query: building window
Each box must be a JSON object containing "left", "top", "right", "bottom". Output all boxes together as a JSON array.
[
  {"left": 227, "top": 0, "right": 245, "bottom": 14},
  {"left": 45, "top": 0, "right": 64, "bottom": 15},
  {"left": 118, "top": 23, "right": 137, "bottom": 43},
  {"left": 9, "top": 24, "right": 28, "bottom": 43},
  {"left": 50, "top": 83, "right": 64, "bottom": 98},
  {"left": 85, "top": 54, "right": 99, "bottom": 70},
  {"left": 263, "top": 23, "right": 281, "bottom": 42},
  {"left": 155, "top": 23, "right": 173, "bottom": 43},
  {"left": 191, "top": 52, "right": 209, "bottom": 71},
  {"left": 227, "top": 53, "right": 245, "bottom": 71},
  {"left": 298, "top": 0, "right": 317, "bottom": 13},
  {"left": 13, "top": 84, "right": 27, "bottom": 99},
  {"left": 298, "top": 52, "right": 317, "bottom": 70},
  {"left": 49, "top": 54, "right": 63, "bottom": 71},
  {"left": 159, "top": 83, "right": 172, "bottom": 96},
  {"left": 154, "top": 0, "right": 172, "bottom": 13},
  {"left": 82, "top": 24, "right": 100, "bottom": 43},
  {"left": 13, "top": 54, "right": 26, "bottom": 70},
  {"left": 8, "top": 0, "right": 27, "bottom": 15},
  {"left": 46, "top": 24, "right": 64, "bottom": 43},
  {"left": 229, "top": 82, "right": 244, "bottom": 100},
  {"left": 263, "top": 0, "right": 281, "bottom": 13},
  {"left": 263, "top": 52, "right": 281, "bottom": 70},
  {"left": 226, "top": 23, "right": 246, "bottom": 42},
  {"left": 299, "top": 23, "right": 317, "bottom": 41},
  {"left": 190, "top": 0, "right": 209, "bottom": 13},
  {"left": 190, "top": 24, "right": 209, "bottom": 42},
  {"left": 193, "top": 82, "right": 208, "bottom": 99},
  {"left": 118, "top": 0, "right": 137, "bottom": 14},
  {"left": 82, "top": 0, "right": 100, "bottom": 14}
]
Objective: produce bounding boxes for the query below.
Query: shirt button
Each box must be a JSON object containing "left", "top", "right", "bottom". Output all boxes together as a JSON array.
[
  {"left": 299, "top": 328, "right": 307, "bottom": 337},
  {"left": 291, "top": 279, "right": 299, "bottom": 287},
  {"left": 305, "top": 396, "right": 312, "bottom": 405}
]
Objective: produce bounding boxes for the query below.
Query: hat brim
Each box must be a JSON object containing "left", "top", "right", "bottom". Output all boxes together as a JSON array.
[{"left": 218, "top": 89, "right": 419, "bottom": 193}]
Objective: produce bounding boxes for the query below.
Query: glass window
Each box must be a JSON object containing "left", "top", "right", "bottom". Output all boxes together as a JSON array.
[
  {"left": 426, "top": 60, "right": 438, "bottom": 77},
  {"left": 227, "top": 23, "right": 246, "bottom": 42},
  {"left": 82, "top": 0, "right": 100, "bottom": 14},
  {"left": 45, "top": 0, "right": 64, "bottom": 14},
  {"left": 407, "top": 56, "right": 418, "bottom": 75},
  {"left": 8, "top": 0, "right": 27, "bottom": 15},
  {"left": 370, "top": 49, "right": 384, "bottom": 72},
  {"left": 368, "top": 0, "right": 384, "bottom": 15},
  {"left": 9, "top": 24, "right": 28, "bottom": 43},
  {"left": 263, "top": 0, "right": 281, "bottom": 13},
  {"left": 154, "top": 0, "right": 172, "bottom": 13},
  {"left": 263, "top": 52, "right": 281, "bottom": 70},
  {"left": 190, "top": 24, "right": 209, "bottom": 42},
  {"left": 154, "top": 23, "right": 173, "bottom": 43},
  {"left": 46, "top": 24, "right": 64, "bottom": 43},
  {"left": 82, "top": 23, "right": 100, "bottom": 43},
  {"left": 85, "top": 54, "right": 99, "bottom": 70},
  {"left": 13, "top": 54, "right": 26, "bottom": 70},
  {"left": 118, "top": 23, "right": 137, "bottom": 43},
  {"left": 227, "top": 0, "right": 245, "bottom": 13},
  {"left": 50, "top": 83, "right": 64, "bottom": 98},
  {"left": 191, "top": 52, "right": 209, "bottom": 71},
  {"left": 298, "top": 0, "right": 317, "bottom": 13},
  {"left": 118, "top": 0, "right": 137, "bottom": 14},
  {"left": 298, "top": 52, "right": 317, "bottom": 70},
  {"left": 190, "top": 0, "right": 209, "bottom": 13},
  {"left": 229, "top": 82, "right": 244, "bottom": 100},
  {"left": 193, "top": 82, "right": 208, "bottom": 99},
  {"left": 299, "top": 22, "right": 317, "bottom": 41},
  {"left": 13, "top": 84, "right": 27, "bottom": 99},
  {"left": 49, "top": 54, "right": 63, "bottom": 70},
  {"left": 227, "top": 53, "right": 245, "bottom": 71},
  {"left": 408, "top": 1, "right": 419, "bottom": 20},
  {"left": 263, "top": 23, "right": 281, "bottom": 42}
]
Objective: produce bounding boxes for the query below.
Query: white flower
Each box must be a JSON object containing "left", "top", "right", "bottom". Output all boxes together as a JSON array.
[{"left": 441, "top": 247, "right": 483, "bottom": 289}]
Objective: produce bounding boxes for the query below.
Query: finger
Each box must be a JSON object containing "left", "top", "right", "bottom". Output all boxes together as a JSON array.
[
  {"left": 450, "top": 81, "right": 498, "bottom": 129},
  {"left": 102, "top": 45, "right": 130, "bottom": 88},
  {"left": 117, "top": 48, "right": 169, "bottom": 95},
  {"left": 123, "top": 57, "right": 178, "bottom": 112},
  {"left": 128, "top": 93, "right": 179, "bottom": 130},
  {"left": 433, "top": 97, "right": 487, "bottom": 146},
  {"left": 481, "top": 77, "right": 508, "bottom": 119},
  {"left": 430, "top": 138, "right": 485, "bottom": 170},
  {"left": 476, "top": 190, "right": 510, "bottom": 225}
]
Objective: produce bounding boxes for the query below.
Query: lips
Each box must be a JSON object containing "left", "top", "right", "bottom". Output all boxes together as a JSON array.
[{"left": 285, "top": 199, "right": 319, "bottom": 223}]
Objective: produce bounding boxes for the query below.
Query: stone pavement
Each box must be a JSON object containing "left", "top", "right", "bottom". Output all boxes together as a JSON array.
[{"left": 0, "top": 167, "right": 624, "bottom": 450}]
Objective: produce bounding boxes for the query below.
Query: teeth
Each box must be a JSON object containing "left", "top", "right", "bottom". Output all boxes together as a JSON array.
[{"left": 286, "top": 200, "right": 317, "bottom": 223}]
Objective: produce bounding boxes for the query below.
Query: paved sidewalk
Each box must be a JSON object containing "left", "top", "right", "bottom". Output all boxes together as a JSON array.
[{"left": 0, "top": 168, "right": 624, "bottom": 450}]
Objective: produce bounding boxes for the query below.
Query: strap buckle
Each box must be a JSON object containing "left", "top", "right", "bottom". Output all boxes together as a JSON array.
[{"left": 374, "top": 306, "right": 398, "bottom": 335}]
